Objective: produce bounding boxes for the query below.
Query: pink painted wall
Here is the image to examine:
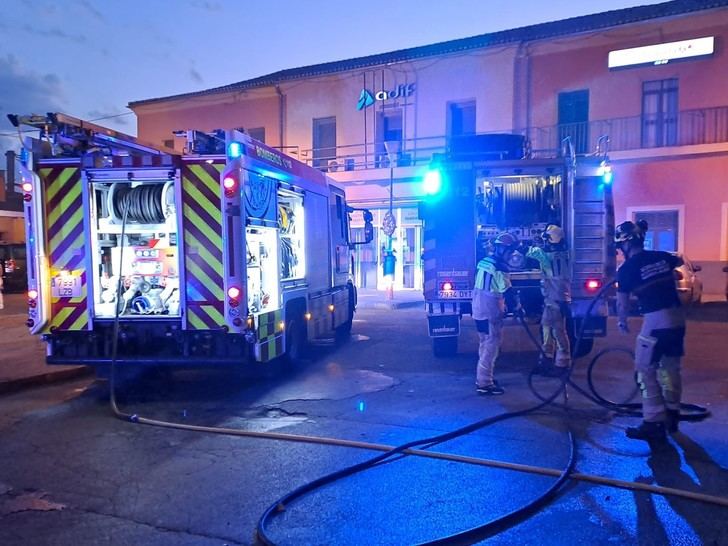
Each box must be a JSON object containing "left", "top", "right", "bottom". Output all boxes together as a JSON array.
[
  {"left": 135, "top": 93, "right": 281, "bottom": 149},
  {"left": 613, "top": 153, "right": 728, "bottom": 261},
  {"left": 529, "top": 10, "right": 728, "bottom": 128}
]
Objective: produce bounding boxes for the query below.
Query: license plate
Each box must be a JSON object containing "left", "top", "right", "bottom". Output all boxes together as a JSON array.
[
  {"left": 437, "top": 289, "right": 472, "bottom": 299},
  {"left": 51, "top": 274, "right": 82, "bottom": 298}
]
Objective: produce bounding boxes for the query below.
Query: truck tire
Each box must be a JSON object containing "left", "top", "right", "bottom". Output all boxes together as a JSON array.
[
  {"left": 571, "top": 336, "right": 594, "bottom": 359},
  {"left": 432, "top": 336, "right": 458, "bottom": 357},
  {"left": 285, "top": 318, "right": 308, "bottom": 365},
  {"left": 335, "top": 284, "right": 356, "bottom": 341}
]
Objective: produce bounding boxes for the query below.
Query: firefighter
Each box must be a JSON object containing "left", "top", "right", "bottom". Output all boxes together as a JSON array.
[
  {"left": 526, "top": 224, "right": 572, "bottom": 376},
  {"left": 472, "top": 232, "right": 519, "bottom": 395},
  {"left": 615, "top": 220, "right": 685, "bottom": 441}
]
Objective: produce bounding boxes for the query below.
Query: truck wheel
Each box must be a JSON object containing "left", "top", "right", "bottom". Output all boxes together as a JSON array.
[
  {"left": 336, "top": 304, "right": 354, "bottom": 341},
  {"left": 285, "top": 319, "right": 308, "bottom": 365},
  {"left": 571, "top": 337, "right": 594, "bottom": 359},
  {"left": 432, "top": 336, "right": 458, "bottom": 357}
]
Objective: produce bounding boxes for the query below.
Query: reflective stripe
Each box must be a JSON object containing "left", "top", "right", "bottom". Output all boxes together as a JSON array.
[{"left": 40, "top": 166, "right": 89, "bottom": 333}]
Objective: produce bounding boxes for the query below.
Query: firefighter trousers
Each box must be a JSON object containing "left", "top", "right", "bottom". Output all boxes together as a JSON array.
[
  {"left": 635, "top": 311, "right": 685, "bottom": 423},
  {"left": 475, "top": 303, "right": 504, "bottom": 388},
  {"left": 541, "top": 301, "right": 571, "bottom": 368}
]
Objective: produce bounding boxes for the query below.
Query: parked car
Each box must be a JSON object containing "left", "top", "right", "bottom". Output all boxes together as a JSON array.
[
  {"left": 0, "top": 243, "right": 28, "bottom": 293},
  {"left": 674, "top": 253, "right": 703, "bottom": 306}
]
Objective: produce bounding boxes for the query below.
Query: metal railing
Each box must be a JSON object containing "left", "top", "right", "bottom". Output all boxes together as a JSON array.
[{"left": 296, "top": 105, "right": 728, "bottom": 172}]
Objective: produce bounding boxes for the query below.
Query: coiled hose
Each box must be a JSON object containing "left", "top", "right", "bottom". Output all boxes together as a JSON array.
[{"left": 521, "top": 280, "right": 710, "bottom": 421}]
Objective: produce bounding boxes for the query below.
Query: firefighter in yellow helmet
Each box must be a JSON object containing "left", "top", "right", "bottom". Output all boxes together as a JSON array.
[
  {"left": 472, "top": 232, "right": 519, "bottom": 395},
  {"left": 526, "top": 224, "right": 572, "bottom": 376},
  {"left": 615, "top": 219, "right": 685, "bottom": 441}
]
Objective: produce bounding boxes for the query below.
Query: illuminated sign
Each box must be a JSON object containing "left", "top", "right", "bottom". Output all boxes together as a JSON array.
[
  {"left": 356, "top": 84, "right": 416, "bottom": 110},
  {"left": 608, "top": 36, "right": 714, "bottom": 69}
]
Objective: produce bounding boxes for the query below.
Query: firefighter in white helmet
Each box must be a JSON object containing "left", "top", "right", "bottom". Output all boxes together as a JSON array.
[
  {"left": 615, "top": 219, "right": 685, "bottom": 441},
  {"left": 472, "top": 232, "right": 519, "bottom": 395},
  {"left": 525, "top": 224, "right": 572, "bottom": 376}
]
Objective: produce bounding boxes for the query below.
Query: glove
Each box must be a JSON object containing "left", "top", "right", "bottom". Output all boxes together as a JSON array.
[{"left": 618, "top": 320, "right": 629, "bottom": 334}]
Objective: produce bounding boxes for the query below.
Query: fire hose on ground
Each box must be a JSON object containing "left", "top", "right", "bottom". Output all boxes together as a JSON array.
[{"left": 107, "top": 202, "right": 718, "bottom": 545}]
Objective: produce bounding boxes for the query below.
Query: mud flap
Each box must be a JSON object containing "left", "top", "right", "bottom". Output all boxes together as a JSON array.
[{"left": 428, "top": 315, "right": 460, "bottom": 338}]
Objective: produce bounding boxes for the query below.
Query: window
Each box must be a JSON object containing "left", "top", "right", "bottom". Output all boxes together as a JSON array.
[
  {"left": 247, "top": 127, "right": 266, "bottom": 143},
  {"left": 375, "top": 109, "right": 403, "bottom": 167},
  {"left": 633, "top": 209, "right": 680, "bottom": 252},
  {"left": 447, "top": 100, "right": 476, "bottom": 139},
  {"left": 642, "top": 78, "right": 678, "bottom": 148},
  {"left": 558, "top": 90, "right": 589, "bottom": 154},
  {"left": 312, "top": 117, "right": 336, "bottom": 170},
  {"left": 163, "top": 139, "right": 174, "bottom": 149}
]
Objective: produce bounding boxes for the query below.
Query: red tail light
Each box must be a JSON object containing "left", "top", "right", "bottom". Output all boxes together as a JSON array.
[
  {"left": 441, "top": 281, "right": 453, "bottom": 291},
  {"left": 6, "top": 259, "right": 16, "bottom": 273},
  {"left": 223, "top": 174, "right": 238, "bottom": 198},
  {"left": 585, "top": 279, "right": 602, "bottom": 291}
]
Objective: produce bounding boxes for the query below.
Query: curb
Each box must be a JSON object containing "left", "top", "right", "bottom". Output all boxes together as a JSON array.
[
  {"left": 358, "top": 301, "right": 424, "bottom": 310},
  {"left": 0, "top": 366, "right": 94, "bottom": 396}
]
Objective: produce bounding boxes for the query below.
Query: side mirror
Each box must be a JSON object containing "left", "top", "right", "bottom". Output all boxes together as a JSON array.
[
  {"left": 363, "top": 220, "right": 374, "bottom": 244},
  {"left": 347, "top": 208, "right": 374, "bottom": 246}
]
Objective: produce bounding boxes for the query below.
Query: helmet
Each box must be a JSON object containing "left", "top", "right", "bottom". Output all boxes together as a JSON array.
[
  {"left": 542, "top": 224, "right": 565, "bottom": 245},
  {"left": 493, "top": 232, "right": 518, "bottom": 248},
  {"left": 614, "top": 220, "right": 647, "bottom": 243}
]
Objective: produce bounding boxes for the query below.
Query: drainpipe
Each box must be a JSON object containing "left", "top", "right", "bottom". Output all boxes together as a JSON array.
[
  {"left": 275, "top": 85, "right": 284, "bottom": 150},
  {"left": 513, "top": 41, "right": 532, "bottom": 143}
]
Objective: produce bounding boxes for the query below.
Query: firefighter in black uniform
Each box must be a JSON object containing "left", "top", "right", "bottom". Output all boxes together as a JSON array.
[{"left": 615, "top": 220, "right": 685, "bottom": 441}]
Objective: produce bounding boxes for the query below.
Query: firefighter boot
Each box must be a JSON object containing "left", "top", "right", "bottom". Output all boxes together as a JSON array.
[
  {"left": 666, "top": 409, "right": 680, "bottom": 434},
  {"left": 626, "top": 421, "right": 667, "bottom": 441}
]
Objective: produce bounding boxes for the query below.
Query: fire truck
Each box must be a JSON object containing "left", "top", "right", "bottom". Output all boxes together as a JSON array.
[
  {"left": 419, "top": 134, "right": 615, "bottom": 357},
  {"left": 10, "top": 113, "right": 372, "bottom": 366}
]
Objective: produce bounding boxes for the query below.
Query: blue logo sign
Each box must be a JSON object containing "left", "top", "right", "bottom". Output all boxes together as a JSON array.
[
  {"left": 357, "top": 89, "right": 375, "bottom": 111},
  {"left": 356, "top": 84, "right": 416, "bottom": 110}
]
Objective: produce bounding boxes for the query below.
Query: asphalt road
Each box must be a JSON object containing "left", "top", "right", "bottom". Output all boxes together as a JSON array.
[{"left": 1, "top": 305, "right": 727, "bottom": 545}]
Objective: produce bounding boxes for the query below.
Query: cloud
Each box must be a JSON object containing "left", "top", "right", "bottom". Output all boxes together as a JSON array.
[
  {"left": 21, "top": 23, "right": 86, "bottom": 44},
  {"left": 0, "top": 55, "right": 66, "bottom": 154},
  {"left": 189, "top": 67, "right": 204, "bottom": 84},
  {"left": 77, "top": 0, "right": 106, "bottom": 21},
  {"left": 191, "top": 0, "right": 223, "bottom": 12}
]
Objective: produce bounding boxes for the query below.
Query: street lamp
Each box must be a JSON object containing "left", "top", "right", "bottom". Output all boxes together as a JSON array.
[{"left": 382, "top": 141, "right": 400, "bottom": 300}]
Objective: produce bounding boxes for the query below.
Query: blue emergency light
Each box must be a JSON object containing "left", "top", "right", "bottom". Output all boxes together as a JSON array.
[
  {"left": 598, "top": 161, "right": 613, "bottom": 184},
  {"left": 227, "top": 141, "right": 243, "bottom": 159},
  {"left": 423, "top": 169, "right": 443, "bottom": 195}
]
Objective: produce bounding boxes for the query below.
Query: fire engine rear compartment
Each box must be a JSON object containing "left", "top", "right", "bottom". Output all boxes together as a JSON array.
[{"left": 46, "top": 163, "right": 251, "bottom": 365}]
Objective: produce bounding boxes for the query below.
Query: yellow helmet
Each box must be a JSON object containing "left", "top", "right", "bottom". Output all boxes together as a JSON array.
[{"left": 542, "top": 224, "right": 565, "bottom": 245}]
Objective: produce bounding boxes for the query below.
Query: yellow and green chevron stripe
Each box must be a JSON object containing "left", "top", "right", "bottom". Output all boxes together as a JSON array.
[
  {"left": 40, "top": 165, "right": 89, "bottom": 332},
  {"left": 181, "top": 161, "right": 226, "bottom": 330}
]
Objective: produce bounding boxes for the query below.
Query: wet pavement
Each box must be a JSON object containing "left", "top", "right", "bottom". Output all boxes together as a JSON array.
[{"left": 0, "top": 305, "right": 727, "bottom": 545}]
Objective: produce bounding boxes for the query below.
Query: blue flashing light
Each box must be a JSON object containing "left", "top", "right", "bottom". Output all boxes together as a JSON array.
[
  {"left": 227, "top": 141, "right": 243, "bottom": 159},
  {"left": 598, "top": 161, "right": 613, "bottom": 185},
  {"left": 357, "top": 400, "right": 366, "bottom": 412},
  {"left": 423, "top": 169, "right": 442, "bottom": 195}
]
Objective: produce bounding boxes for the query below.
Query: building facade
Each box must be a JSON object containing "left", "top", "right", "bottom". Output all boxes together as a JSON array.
[{"left": 130, "top": 0, "right": 728, "bottom": 294}]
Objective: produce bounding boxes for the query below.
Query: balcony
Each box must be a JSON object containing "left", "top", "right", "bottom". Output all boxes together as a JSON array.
[{"left": 297, "top": 105, "right": 728, "bottom": 172}]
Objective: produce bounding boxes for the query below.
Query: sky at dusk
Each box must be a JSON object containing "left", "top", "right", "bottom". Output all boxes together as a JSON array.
[{"left": 1, "top": 0, "right": 665, "bottom": 157}]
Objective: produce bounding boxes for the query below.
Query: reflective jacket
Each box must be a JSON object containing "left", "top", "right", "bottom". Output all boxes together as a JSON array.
[
  {"left": 472, "top": 257, "right": 510, "bottom": 320},
  {"left": 526, "top": 246, "right": 571, "bottom": 304}
]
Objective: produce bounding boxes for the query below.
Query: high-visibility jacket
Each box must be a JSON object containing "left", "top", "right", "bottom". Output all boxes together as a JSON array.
[
  {"left": 472, "top": 257, "right": 510, "bottom": 321},
  {"left": 526, "top": 246, "right": 571, "bottom": 304}
]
